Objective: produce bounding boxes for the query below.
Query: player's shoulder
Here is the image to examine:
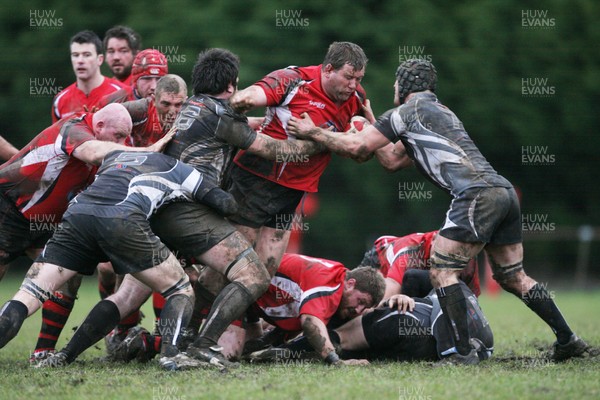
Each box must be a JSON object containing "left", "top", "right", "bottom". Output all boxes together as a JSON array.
[
  {"left": 53, "top": 82, "right": 77, "bottom": 103},
  {"left": 264, "top": 65, "right": 307, "bottom": 84},
  {"left": 282, "top": 253, "right": 344, "bottom": 267}
]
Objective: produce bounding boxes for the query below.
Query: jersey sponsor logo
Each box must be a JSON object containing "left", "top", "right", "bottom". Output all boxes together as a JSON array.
[{"left": 308, "top": 100, "right": 325, "bottom": 109}]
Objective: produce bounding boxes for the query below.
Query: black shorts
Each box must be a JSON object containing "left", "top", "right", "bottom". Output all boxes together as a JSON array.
[
  {"left": 0, "top": 194, "right": 53, "bottom": 264},
  {"left": 360, "top": 302, "right": 438, "bottom": 361},
  {"left": 37, "top": 213, "right": 170, "bottom": 275},
  {"left": 439, "top": 186, "right": 522, "bottom": 245},
  {"left": 226, "top": 165, "right": 304, "bottom": 230},
  {"left": 150, "top": 201, "right": 236, "bottom": 258}
]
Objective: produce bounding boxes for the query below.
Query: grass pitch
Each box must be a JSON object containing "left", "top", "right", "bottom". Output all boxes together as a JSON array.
[{"left": 0, "top": 272, "right": 598, "bottom": 400}]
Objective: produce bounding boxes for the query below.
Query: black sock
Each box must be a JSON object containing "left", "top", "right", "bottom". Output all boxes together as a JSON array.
[
  {"left": 158, "top": 294, "right": 193, "bottom": 357},
  {"left": 437, "top": 283, "right": 471, "bottom": 355},
  {"left": 188, "top": 283, "right": 217, "bottom": 333},
  {"left": 0, "top": 300, "right": 28, "bottom": 349},
  {"left": 194, "top": 282, "right": 254, "bottom": 349},
  {"left": 61, "top": 300, "right": 120, "bottom": 363},
  {"left": 522, "top": 283, "right": 573, "bottom": 344}
]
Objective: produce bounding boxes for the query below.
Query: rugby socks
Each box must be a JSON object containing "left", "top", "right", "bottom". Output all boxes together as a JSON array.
[
  {"left": 61, "top": 300, "right": 120, "bottom": 363},
  {"left": 186, "top": 282, "right": 216, "bottom": 336},
  {"left": 193, "top": 282, "right": 254, "bottom": 349},
  {"left": 115, "top": 310, "right": 141, "bottom": 335},
  {"left": 0, "top": 300, "right": 28, "bottom": 348},
  {"left": 34, "top": 294, "right": 75, "bottom": 353},
  {"left": 157, "top": 294, "right": 193, "bottom": 357},
  {"left": 152, "top": 292, "right": 166, "bottom": 320},
  {"left": 522, "top": 283, "right": 573, "bottom": 345},
  {"left": 436, "top": 283, "right": 472, "bottom": 355}
]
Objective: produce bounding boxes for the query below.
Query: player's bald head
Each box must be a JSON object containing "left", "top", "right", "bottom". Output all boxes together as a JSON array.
[{"left": 93, "top": 103, "right": 132, "bottom": 139}]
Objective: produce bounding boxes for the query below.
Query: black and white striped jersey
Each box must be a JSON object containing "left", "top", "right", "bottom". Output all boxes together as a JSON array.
[
  {"left": 65, "top": 151, "right": 212, "bottom": 219},
  {"left": 374, "top": 91, "right": 512, "bottom": 197}
]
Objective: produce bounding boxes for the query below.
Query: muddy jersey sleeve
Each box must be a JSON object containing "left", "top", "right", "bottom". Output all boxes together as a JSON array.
[
  {"left": 59, "top": 118, "right": 96, "bottom": 156},
  {"left": 213, "top": 106, "right": 257, "bottom": 150},
  {"left": 121, "top": 99, "right": 151, "bottom": 126},
  {"left": 373, "top": 108, "right": 406, "bottom": 144}
]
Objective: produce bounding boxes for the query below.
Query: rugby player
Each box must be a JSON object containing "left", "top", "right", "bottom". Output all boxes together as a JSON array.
[{"left": 288, "top": 59, "right": 590, "bottom": 363}]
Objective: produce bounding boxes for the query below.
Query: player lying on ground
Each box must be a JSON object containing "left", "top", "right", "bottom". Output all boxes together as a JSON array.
[
  {"left": 0, "top": 150, "right": 237, "bottom": 371},
  {"left": 248, "top": 280, "right": 492, "bottom": 363},
  {"left": 115, "top": 253, "right": 386, "bottom": 366}
]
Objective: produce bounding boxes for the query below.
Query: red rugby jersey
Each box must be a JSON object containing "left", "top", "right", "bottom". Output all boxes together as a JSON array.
[
  {"left": 374, "top": 231, "right": 481, "bottom": 296},
  {"left": 122, "top": 98, "right": 165, "bottom": 147},
  {"left": 255, "top": 253, "right": 346, "bottom": 332},
  {"left": 52, "top": 77, "right": 125, "bottom": 123},
  {"left": 0, "top": 114, "right": 97, "bottom": 221},
  {"left": 234, "top": 65, "right": 366, "bottom": 192}
]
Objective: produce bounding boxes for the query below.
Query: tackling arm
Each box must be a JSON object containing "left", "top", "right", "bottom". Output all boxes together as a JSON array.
[
  {"left": 229, "top": 85, "right": 268, "bottom": 113},
  {"left": 287, "top": 113, "right": 390, "bottom": 160},
  {"left": 72, "top": 128, "right": 176, "bottom": 166},
  {"left": 375, "top": 141, "right": 412, "bottom": 172},
  {"left": 247, "top": 133, "right": 325, "bottom": 161}
]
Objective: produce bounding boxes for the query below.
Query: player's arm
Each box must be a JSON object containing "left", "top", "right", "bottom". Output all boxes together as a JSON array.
[
  {"left": 300, "top": 314, "right": 369, "bottom": 366},
  {"left": 247, "top": 133, "right": 325, "bottom": 160},
  {"left": 375, "top": 141, "right": 412, "bottom": 172},
  {"left": 383, "top": 277, "right": 402, "bottom": 300},
  {"left": 288, "top": 112, "right": 390, "bottom": 160},
  {"left": 217, "top": 108, "right": 325, "bottom": 160},
  {"left": 0, "top": 135, "right": 19, "bottom": 161},
  {"left": 229, "top": 85, "right": 268, "bottom": 113},
  {"left": 72, "top": 128, "right": 176, "bottom": 166},
  {"left": 360, "top": 99, "right": 377, "bottom": 124}
]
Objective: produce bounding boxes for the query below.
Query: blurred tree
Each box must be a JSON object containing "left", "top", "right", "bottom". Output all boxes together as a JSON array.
[{"left": 1, "top": 0, "right": 598, "bottom": 279}]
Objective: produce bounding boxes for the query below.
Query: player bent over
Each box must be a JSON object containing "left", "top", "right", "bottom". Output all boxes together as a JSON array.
[
  {"left": 250, "top": 281, "right": 492, "bottom": 363},
  {"left": 0, "top": 150, "right": 237, "bottom": 370}
]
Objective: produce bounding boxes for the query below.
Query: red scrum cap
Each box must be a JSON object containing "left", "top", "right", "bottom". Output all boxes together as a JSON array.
[{"left": 132, "top": 49, "right": 168, "bottom": 85}]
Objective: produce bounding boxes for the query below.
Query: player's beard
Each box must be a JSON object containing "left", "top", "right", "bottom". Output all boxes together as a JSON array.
[{"left": 114, "top": 65, "right": 132, "bottom": 81}]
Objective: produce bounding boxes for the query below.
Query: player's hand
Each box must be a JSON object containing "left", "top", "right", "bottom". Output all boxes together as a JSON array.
[
  {"left": 361, "top": 99, "right": 376, "bottom": 124},
  {"left": 147, "top": 126, "right": 177, "bottom": 152},
  {"left": 337, "top": 359, "right": 370, "bottom": 366},
  {"left": 229, "top": 91, "right": 254, "bottom": 113},
  {"left": 379, "top": 294, "right": 415, "bottom": 313},
  {"left": 83, "top": 105, "right": 99, "bottom": 113},
  {"left": 247, "top": 116, "right": 265, "bottom": 130},
  {"left": 288, "top": 113, "right": 318, "bottom": 138}
]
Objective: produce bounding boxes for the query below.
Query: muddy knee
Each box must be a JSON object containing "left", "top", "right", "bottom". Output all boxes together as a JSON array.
[
  {"left": 490, "top": 261, "right": 525, "bottom": 293},
  {"left": 225, "top": 248, "right": 270, "bottom": 299},
  {"left": 429, "top": 250, "right": 469, "bottom": 287}
]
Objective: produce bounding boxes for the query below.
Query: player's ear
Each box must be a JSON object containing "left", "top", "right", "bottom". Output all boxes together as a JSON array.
[
  {"left": 345, "top": 278, "right": 356, "bottom": 291},
  {"left": 323, "top": 64, "right": 334, "bottom": 75}
]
